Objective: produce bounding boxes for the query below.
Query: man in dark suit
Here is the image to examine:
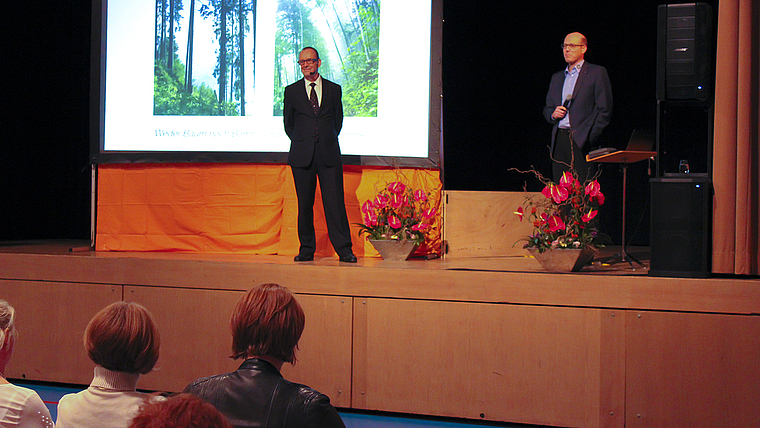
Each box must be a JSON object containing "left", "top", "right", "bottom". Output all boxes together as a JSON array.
[
  {"left": 283, "top": 47, "right": 356, "bottom": 263},
  {"left": 544, "top": 32, "right": 613, "bottom": 184}
]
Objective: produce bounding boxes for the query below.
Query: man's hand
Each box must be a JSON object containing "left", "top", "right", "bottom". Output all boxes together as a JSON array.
[{"left": 551, "top": 106, "right": 568, "bottom": 120}]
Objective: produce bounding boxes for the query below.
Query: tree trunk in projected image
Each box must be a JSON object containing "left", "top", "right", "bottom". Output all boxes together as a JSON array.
[{"left": 184, "top": 0, "right": 195, "bottom": 94}]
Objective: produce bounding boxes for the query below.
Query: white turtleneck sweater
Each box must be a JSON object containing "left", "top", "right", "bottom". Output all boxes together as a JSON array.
[{"left": 55, "top": 366, "right": 159, "bottom": 428}]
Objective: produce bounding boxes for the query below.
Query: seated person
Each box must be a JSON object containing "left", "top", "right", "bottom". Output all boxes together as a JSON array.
[
  {"left": 129, "top": 393, "right": 231, "bottom": 428},
  {"left": 0, "top": 299, "right": 54, "bottom": 428},
  {"left": 184, "top": 283, "right": 345, "bottom": 428},
  {"left": 57, "top": 301, "right": 161, "bottom": 428}
]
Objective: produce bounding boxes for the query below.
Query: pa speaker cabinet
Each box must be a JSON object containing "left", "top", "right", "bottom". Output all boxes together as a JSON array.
[
  {"left": 649, "top": 175, "right": 711, "bottom": 277},
  {"left": 656, "top": 3, "right": 714, "bottom": 101}
]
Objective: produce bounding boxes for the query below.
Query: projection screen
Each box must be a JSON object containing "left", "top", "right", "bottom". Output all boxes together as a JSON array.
[{"left": 90, "top": 0, "right": 442, "bottom": 167}]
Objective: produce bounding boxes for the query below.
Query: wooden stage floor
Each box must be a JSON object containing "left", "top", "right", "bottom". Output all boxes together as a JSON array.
[{"left": 0, "top": 239, "right": 652, "bottom": 276}]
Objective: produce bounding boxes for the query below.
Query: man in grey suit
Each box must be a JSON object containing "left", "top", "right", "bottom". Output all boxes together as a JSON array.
[
  {"left": 544, "top": 32, "right": 613, "bottom": 184},
  {"left": 283, "top": 47, "right": 356, "bottom": 263}
]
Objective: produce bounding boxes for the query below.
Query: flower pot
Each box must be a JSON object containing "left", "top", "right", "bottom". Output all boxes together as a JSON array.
[
  {"left": 527, "top": 247, "right": 597, "bottom": 272},
  {"left": 369, "top": 240, "right": 420, "bottom": 261}
]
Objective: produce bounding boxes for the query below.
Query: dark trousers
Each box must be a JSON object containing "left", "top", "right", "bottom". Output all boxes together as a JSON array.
[
  {"left": 552, "top": 129, "right": 596, "bottom": 184},
  {"left": 291, "top": 146, "right": 353, "bottom": 257}
]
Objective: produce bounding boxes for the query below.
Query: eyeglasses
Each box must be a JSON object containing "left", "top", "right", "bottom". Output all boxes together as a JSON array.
[
  {"left": 561, "top": 43, "right": 585, "bottom": 50},
  {"left": 297, "top": 58, "right": 319, "bottom": 66}
]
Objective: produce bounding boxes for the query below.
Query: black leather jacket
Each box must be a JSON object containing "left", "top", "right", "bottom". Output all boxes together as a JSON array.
[{"left": 183, "top": 358, "right": 345, "bottom": 428}]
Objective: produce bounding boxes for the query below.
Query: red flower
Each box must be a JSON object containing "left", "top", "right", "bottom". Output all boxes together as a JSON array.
[
  {"left": 387, "top": 181, "right": 406, "bottom": 194},
  {"left": 361, "top": 200, "right": 375, "bottom": 214},
  {"left": 550, "top": 184, "right": 569, "bottom": 204},
  {"left": 542, "top": 185, "right": 552, "bottom": 199},
  {"left": 364, "top": 211, "right": 378, "bottom": 227},
  {"left": 582, "top": 209, "right": 598, "bottom": 223},
  {"left": 422, "top": 207, "right": 437, "bottom": 220},
  {"left": 514, "top": 206, "right": 524, "bottom": 221},
  {"left": 560, "top": 171, "right": 576, "bottom": 189},
  {"left": 414, "top": 189, "right": 427, "bottom": 202},
  {"left": 389, "top": 215, "right": 402, "bottom": 228},
  {"left": 374, "top": 194, "right": 388, "bottom": 207},
  {"left": 412, "top": 223, "right": 428, "bottom": 231},
  {"left": 389, "top": 193, "right": 403, "bottom": 209},
  {"left": 584, "top": 180, "right": 601, "bottom": 197},
  {"left": 547, "top": 215, "right": 565, "bottom": 232},
  {"left": 595, "top": 192, "right": 605, "bottom": 205}
]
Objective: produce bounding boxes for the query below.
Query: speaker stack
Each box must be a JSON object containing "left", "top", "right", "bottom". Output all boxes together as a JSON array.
[
  {"left": 650, "top": 3, "right": 714, "bottom": 277},
  {"left": 649, "top": 176, "right": 711, "bottom": 277}
]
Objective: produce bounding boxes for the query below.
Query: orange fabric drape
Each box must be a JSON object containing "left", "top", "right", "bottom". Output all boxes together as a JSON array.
[
  {"left": 712, "top": 0, "right": 760, "bottom": 275},
  {"left": 96, "top": 164, "right": 442, "bottom": 257}
]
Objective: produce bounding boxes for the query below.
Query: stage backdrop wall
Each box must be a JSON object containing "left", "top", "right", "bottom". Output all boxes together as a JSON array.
[{"left": 96, "top": 164, "right": 442, "bottom": 256}]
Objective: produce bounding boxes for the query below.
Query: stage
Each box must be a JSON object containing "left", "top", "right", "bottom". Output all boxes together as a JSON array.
[{"left": 2, "top": 241, "right": 759, "bottom": 428}]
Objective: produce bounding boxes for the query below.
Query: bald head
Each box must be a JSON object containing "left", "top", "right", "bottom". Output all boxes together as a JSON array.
[{"left": 562, "top": 32, "right": 588, "bottom": 69}]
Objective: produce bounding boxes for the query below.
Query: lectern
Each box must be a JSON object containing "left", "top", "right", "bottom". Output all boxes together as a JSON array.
[{"left": 587, "top": 150, "right": 657, "bottom": 266}]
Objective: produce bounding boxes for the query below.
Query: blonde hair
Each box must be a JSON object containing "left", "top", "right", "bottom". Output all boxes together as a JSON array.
[
  {"left": 84, "top": 301, "right": 160, "bottom": 374},
  {"left": 0, "top": 300, "right": 18, "bottom": 352}
]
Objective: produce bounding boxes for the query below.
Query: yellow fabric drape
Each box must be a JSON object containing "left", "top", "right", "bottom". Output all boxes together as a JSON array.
[
  {"left": 713, "top": 0, "right": 760, "bottom": 274},
  {"left": 96, "top": 164, "right": 442, "bottom": 257}
]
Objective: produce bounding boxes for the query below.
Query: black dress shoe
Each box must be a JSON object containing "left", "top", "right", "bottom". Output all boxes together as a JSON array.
[
  {"left": 339, "top": 253, "right": 357, "bottom": 263},
  {"left": 294, "top": 254, "right": 314, "bottom": 262}
]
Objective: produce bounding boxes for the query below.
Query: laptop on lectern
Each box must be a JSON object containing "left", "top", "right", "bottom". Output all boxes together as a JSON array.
[
  {"left": 588, "top": 129, "right": 655, "bottom": 159},
  {"left": 625, "top": 129, "right": 655, "bottom": 152}
]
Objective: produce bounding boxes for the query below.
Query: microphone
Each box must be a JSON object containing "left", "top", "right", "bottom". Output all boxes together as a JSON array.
[{"left": 562, "top": 95, "right": 573, "bottom": 109}]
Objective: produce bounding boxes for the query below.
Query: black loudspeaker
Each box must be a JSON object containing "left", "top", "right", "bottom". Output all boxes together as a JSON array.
[
  {"left": 649, "top": 175, "right": 711, "bottom": 277},
  {"left": 656, "top": 3, "right": 714, "bottom": 101}
]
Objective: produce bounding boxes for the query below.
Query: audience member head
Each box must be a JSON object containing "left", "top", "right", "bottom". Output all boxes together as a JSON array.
[
  {"left": 0, "top": 300, "right": 19, "bottom": 374},
  {"left": 84, "top": 301, "right": 160, "bottom": 374},
  {"left": 230, "top": 283, "right": 305, "bottom": 364},
  {"left": 129, "top": 393, "right": 232, "bottom": 428}
]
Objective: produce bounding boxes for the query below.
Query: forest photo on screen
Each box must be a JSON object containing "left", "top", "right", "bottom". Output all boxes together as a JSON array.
[{"left": 153, "top": 0, "right": 380, "bottom": 118}]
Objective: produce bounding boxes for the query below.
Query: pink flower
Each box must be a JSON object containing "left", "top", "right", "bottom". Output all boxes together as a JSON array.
[
  {"left": 422, "top": 207, "right": 437, "bottom": 220},
  {"left": 374, "top": 194, "right": 388, "bottom": 207},
  {"left": 414, "top": 189, "right": 427, "bottom": 202},
  {"left": 542, "top": 185, "right": 552, "bottom": 199},
  {"left": 582, "top": 209, "right": 598, "bottom": 223},
  {"left": 514, "top": 206, "right": 524, "bottom": 221},
  {"left": 387, "top": 181, "right": 406, "bottom": 194},
  {"left": 412, "top": 223, "right": 428, "bottom": 231},
  {"left": 389, "top": 215, "right": 402, "bottom": 228},
  {"left": 550, "top": 184, "right": 569, "bottom": 204},
  {"left": 547, "top": 215, "right": 565, "bottom": 232},
  {"left": 361, "top": 200, "right": 375, "bottom": 214}
]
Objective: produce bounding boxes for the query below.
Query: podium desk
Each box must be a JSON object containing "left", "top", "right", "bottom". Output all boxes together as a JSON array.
[{"left": 587, "top": 150, "right": 657, "bottom": 266}]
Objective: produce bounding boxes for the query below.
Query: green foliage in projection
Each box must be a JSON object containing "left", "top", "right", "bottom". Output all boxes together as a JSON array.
[{"left": 273, "top": 0, "right": 380, "bottom": 117}]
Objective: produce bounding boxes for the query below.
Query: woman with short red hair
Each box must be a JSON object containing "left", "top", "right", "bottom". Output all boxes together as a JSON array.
[
  {"left": 184, "top": 283, "right": 345, "bottom": 428},
  {"left": 57, "top": 301, "right": 161, "bottom": 428}
]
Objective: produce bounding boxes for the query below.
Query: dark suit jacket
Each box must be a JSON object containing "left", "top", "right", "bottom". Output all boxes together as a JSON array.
[
  {"left": 283, "top": 77, "right": 344, "bottom": 167},
  {"left": 543, "top": 61, "right": 613, "bottom": 153}
]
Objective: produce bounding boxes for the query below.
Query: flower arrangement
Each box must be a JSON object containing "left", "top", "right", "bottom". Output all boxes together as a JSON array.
[
  {"left": 515, "top": 170, "right": 606, "bottom": 252},
  {"left": 357, "top": 181, "right": 437, "bottom": 245}
]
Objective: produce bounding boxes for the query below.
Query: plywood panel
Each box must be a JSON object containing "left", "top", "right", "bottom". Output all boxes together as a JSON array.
[
  {"left": 126, "top": 287, "right": 352, "bottom": 408},
  {"left": 125, "top": 286, "right": 242, "bottom": 393},
  {"left": 352, "top": 298, "right": 624, "bottom": 428},
  {"left": 443, "top": 191, "right": 537, "bottom": 257},
  {"left": 280, "top": 294, "right": 353, "bottom": 408},
  {"left": 0, "top": 280, "right": 121, "bottom": 385},
  {"left": 626, "top": 311, "right": 760, "bottom": 428}
]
